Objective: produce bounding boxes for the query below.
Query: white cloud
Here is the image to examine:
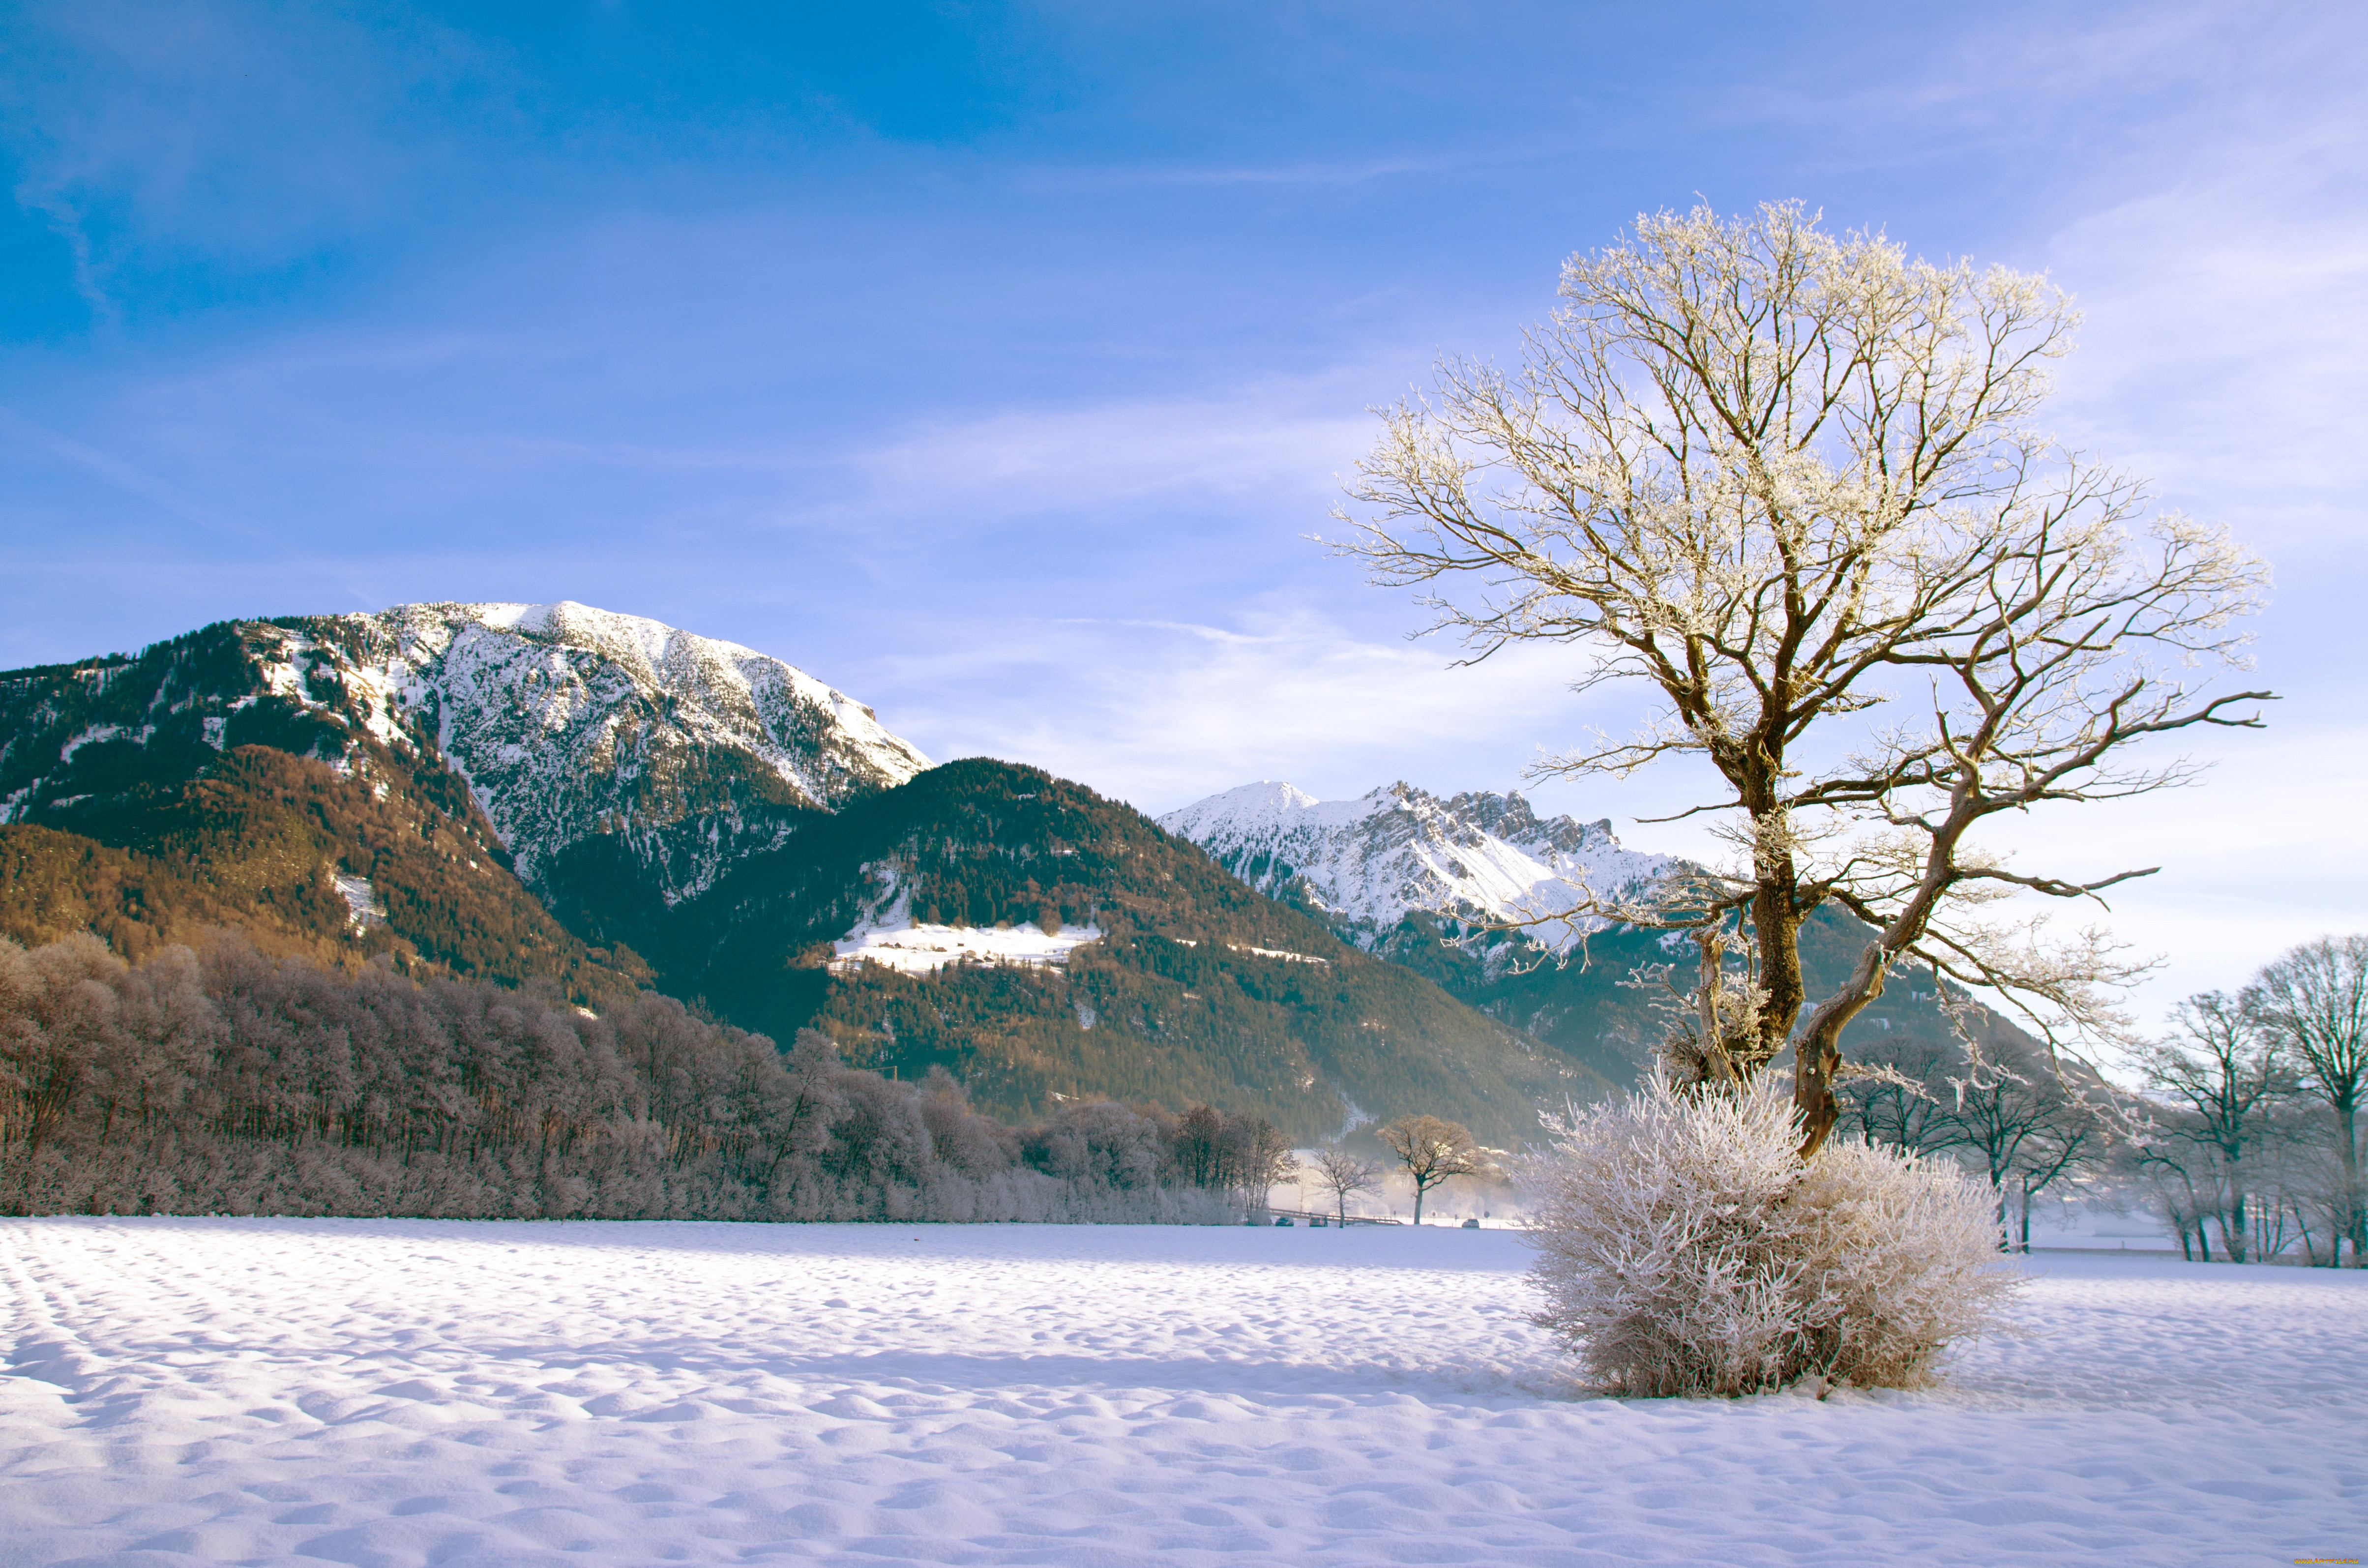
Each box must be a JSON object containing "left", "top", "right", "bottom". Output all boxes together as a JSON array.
[
  {"left": 2042, "top": 137, "right": 2368, "bottom": 545},
  {"left": 828, "top": 376, "right": 1383, "bottom": 530},
  {"left": 866, "top": 605, "right": 1643, "bottom": 816}
]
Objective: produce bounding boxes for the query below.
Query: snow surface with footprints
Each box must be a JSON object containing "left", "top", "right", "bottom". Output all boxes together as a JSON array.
[{"left": 2, "top": 1219, "right": 2361, "bottom": 1566}]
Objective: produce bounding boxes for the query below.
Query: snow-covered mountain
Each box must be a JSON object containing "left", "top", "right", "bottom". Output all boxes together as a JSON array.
[
  {"left": 0, "top": 600, "right": 930, "bottom": 905},
  {"left": 333, "top": 602, "right": 929, "bottom": 899},
  {"left": 1159, "top": 781, "right": 1674, "bottom": 952}
]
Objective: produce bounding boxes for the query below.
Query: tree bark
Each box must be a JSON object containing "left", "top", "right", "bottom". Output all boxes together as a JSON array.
[
  {"left": 2340, "top": 1100, "right": 2363, "bottom": 1266},
  {"left": 1751, "top": 878, "right": 1806, "bottom": 1074},
  {"left": 1792, "top": 939, "right": 1890, "bottom": 1157},
  {"left": 2223, "top": 1160, "right": 2248, "bottom": 1265}
]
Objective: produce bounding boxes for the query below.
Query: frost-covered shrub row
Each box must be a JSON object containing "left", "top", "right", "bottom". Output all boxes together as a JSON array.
[
  {"left": 0, "top": 935, "right": 1266, "bottom": 1223},
  {"left": 1524, "top": 1080, "right": 2015, "bottom": 1396}
]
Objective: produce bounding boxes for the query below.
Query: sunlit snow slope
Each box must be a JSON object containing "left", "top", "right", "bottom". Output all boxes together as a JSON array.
[
  {"left": 0, "top": 602, "right": 930, "bottom": 908},
  {"left": 354, "top": 601, "right": 930, "bottom": 899},
  {"left": 1161, "top": 780, "right": 1673, "bottom": 951}
]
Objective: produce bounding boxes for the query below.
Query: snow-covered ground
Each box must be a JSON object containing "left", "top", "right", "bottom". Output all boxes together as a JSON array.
[{"left": 3, "top": 1221, "right": 2361, "bottom": 1566}]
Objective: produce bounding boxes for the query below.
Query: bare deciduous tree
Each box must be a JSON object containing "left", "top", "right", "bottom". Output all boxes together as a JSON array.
[
  {"left": 1230, "top": 1117, "right": 1301, "bottom": 1215},
  {"left": 1842, "top": 1042, "right": 1960, "bottom": 1156},
  {"left": 2130, "top": 1135, "right": 2220, "bottom": 1263},
  {"left": 2139, "top": 990, "right": 2289, "bottom": 1263},
  {"left": 1334, "top": 201, "right": 2270, "bottom": 1153},
  {"left": 1377, "top": 1114, "right": 1489, "bottom": 1223},
  {"left": 2249, "top": 935, "right": 2368, "bottom": 1262},
  {"left": 1999, "top": 1095, "right": 2105, "bottom": 1254},
  {"left": 1916, "top": 1051, "right": 2106, "bottom": 1251},
  {"left": 1309, "top": 1143, "right": 1384, "bottom": 1224}
]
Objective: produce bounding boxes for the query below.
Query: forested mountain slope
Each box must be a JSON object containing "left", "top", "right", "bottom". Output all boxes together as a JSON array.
[
  {"left": 0, "top": 622, "right": 646, "bottom": 1001},
  {"left": 0, "top": 616, "right": 1603, "bottom": 1146},
  {"left": 610, "top": 759, "right": 1607, "bottom": 1146},
  {"left": 1360, "top": 913, "right": 2036, "bottom": 1086}
]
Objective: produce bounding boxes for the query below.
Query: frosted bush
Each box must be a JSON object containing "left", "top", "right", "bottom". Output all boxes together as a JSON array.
[{"left": 1523, "top": 1078, "right": 2015, "bottom": 1396}]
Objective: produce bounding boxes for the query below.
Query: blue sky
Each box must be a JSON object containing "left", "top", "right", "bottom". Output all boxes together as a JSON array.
[{"left": 3, "top": 1, "right": 2363, "bottom": 1023}]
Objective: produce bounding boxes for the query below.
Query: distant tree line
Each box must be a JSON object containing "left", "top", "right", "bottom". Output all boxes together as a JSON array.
[
  {"left": 2123, "top": 936, "right": 2368, "bottom": 1266},
  {"left": 1840, "top": 1034, "right": 2110, "bottom": 1252},
  {"left": 1837, "top": 934, "right": 2368, "bottom": 1266},
  {"left": 0, "top": 934, "right": 1304, "bottom": 1224}
]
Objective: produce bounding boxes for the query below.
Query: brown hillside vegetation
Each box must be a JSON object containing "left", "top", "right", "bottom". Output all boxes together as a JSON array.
[
  {"left": 0, "top": 744, "right": 647, "bottom": 1005},
  {"left": 0, "top": 934, "right": 1282, "bottom": 1223}
]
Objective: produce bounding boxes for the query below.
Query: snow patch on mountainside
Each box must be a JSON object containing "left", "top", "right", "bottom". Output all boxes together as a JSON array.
[
  {"left": 832, "top": 888, "right": 1103, "bottom": 975},
  {"left": 1228, "top": 943, "right": 1330, "bottom": 965},
  {"left": 1160, "top": 780, "right": 1674, "bottom": 952},
  {"left": 331, "top": 873, "right": 384, "bottom": 929}
]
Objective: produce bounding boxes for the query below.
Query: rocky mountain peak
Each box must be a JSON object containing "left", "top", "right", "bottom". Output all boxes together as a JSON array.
[
  {"left": 1159, "top": 779, "right": 1674, "bottom": 951},
  {"left": 0, "top": 601, "right": 932, "bottom": 910},
  {"left": 326, "top": 600, "right": 931, "bottom": 902}
]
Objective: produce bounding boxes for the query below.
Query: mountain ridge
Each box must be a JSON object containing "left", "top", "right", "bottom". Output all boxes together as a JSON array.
[
  {"left": 1, "top": 601, "right": 932, "bottom": 918},
  {"left": 1159, "top": 778, "right": 1676, "bottom": 954},
  {"left": 1162, "top": 778, "right": 2061, "bottom": 1087},
  {"left": 0, "top": 607, "right": 1608, "bottom": 1144},
  {"left": 296, "top": 600, "right": 931, "bottom": 904}
]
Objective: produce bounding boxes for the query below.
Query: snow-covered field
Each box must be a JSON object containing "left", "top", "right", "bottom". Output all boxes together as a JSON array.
[{"left": 4, "top": 1221, "right": 2361, "bottom": 1566}]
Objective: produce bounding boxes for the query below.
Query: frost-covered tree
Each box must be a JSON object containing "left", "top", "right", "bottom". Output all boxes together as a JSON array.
[
  {"left": 1335, "top": 202, "right": 2271, "bottom": 1154},
  {"left": 1309, "top": 1143, "right": 1384, "bottom": 1224},
  {"left": 1229, "top": 1117, "right": 1301, "bottom": 1215},
  {"left": 1378, "top": 1114, "right": 1488, "bottom": 1223},
  {"left": 2247, "top": 936, "right": 2368, "bottom": 1262},
  {"left": 2139, "top": 991, "right": 2289, "bottom": 1263}
]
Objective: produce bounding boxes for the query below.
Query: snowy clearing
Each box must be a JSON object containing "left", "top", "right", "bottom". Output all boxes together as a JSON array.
[
  {"left": 1225, "top": 943, "right": 1329, "bottom": 965},
  {"left": 2, "top": 1221, "right": 2361, "bottom": 1567},
  {"left": 831, "top": 918, "right": 1103, "bottom": 974}
]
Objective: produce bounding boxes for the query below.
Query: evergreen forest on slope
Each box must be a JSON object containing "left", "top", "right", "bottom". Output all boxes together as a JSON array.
[{"left": 592, "top": 759, "right": 1607, "bottom": 1145}]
